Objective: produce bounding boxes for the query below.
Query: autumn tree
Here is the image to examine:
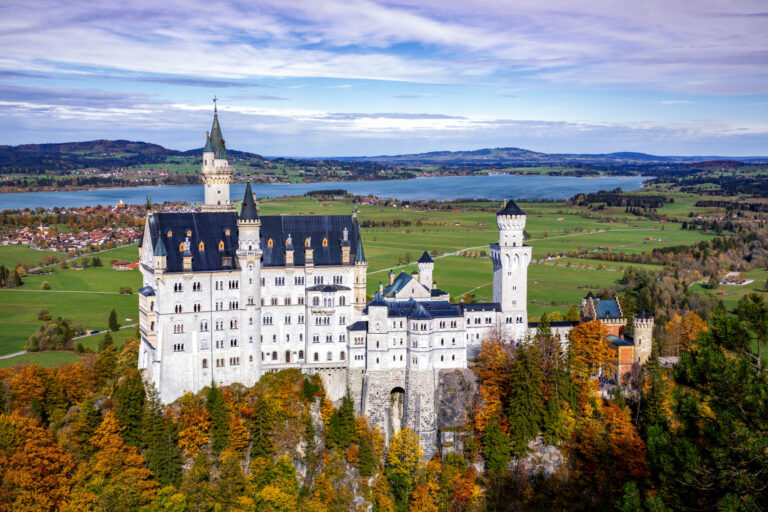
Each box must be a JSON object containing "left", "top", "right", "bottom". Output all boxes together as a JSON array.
[
  {"left": 114, "top": 368, "right": 146, "bottom": 447},
  {"left": 177, "top": 392, "right": 211, "bottom": 458},
  {"left": 664, "top": 311, "right": 708, "bottom": 355},
  {"left": 386, "top": 427, "right": 423, "bottom": 508},
  {"left": 568, "top": 320, "right": 614, "bottom": 403},
  {"left": 474, "top": 330, "right": 514, "bottom": 434}
]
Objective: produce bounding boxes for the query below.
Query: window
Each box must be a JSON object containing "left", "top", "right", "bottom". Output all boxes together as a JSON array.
[
  {"left": 248, "top": 297, "right": 254, "bottom": 305},
  {"left": 193, "top": 303, "right": 201, "bottom": 312},
  {"left": 324, "top": 298, "right": 333, "bottom": 308},
  {"left": 275, "top": 276, "right": 285, "bottom": 286},
  {"left": 299, "top": 350, "right": 304, "bottom": 359},
  {"left": 230, "top": 339, "right": 238, "bottom": 347},
  {"left": 340, "top": 351, "right": 345, "bottom": 360},
  {"left": 173, "top": 324, "right": 184, "bottom": 334},
  {"left": 202, "top": 359, "right": 208, "bottom": 368},
  {"left": 340, "top": 334, "right": 346, "bottom": 343},
  {"left": 285, "top": 334, "right": 290, "bottom": 342},
  {"left": 285, "top": 351, "right": 291, "bottom": 363},
  {"left": 333, "top": 275, "right": 343, "bottom": 284},
  {"left": 295, "top": 276, "right": 305, "bottom": 285},
  {"left": 166, "top": 230, "right": 172, "bottom": 237},
  {"left": 327, "top": 351, "right": 332, "bottom": 361},
  {"left": 314, "top": 353, "right": 319, "bottom": 361},
  {"left": 452, "top": 354, "right": 456, "bottom": 361},
  {"left": 298, "top": 315, "right": 305, "bottom": 324},
  {"left": 200, "top": 321, "right": 208, "bottom": 331},
  {"left": 173, "top": 283, "right": 183, "bottom": 292},
  {"left": 339, "top": 296, "right": 346, "bottom": 306},
  {"left": 193, "top": 282, "right": 202, "bottom": 291},
  {"left": 298, "top": 296, "right": 305, "bottom": 305},
  {"left": 271, "top": 298, "right": 278, "bottom": 306},
  {"left": 150, "top": 321, "right": 155, "bottom": 331},
  {"left": 218, "top": 240, "right": 224, "bottom": 251},
  {"left": 314, "top": 276, "right": 324, "bottom": 285},
  {"left": 339, "top": 316, "right": 346, "bottom": 325},
  {"left": 225, "top": 229, "right": 231, "bottom": 236},
  {"left": 173, "top": 343, "right": 184, "bottom": 351},
  {"left": 305, "top": 238, "right": 311, "bottom": 247},
  {"left": 229, "top": 357, "right": 240, "bottom": 366},
  {"left": 285, "top": 297, "right": 291, "bottom": 306},
  {"left": 249, "top": 355, "right": 253, "bottom": 362},
  {"left": 284, "top": 315, "right": 291, "bottom": 324},
  {"left": 261, "top": 277, "right": 265, "bottom": 286},
  {"left": 229, "top": 319, "right": 238, "bottom": 329},
  {"left": 175, "top": 304, "right": 183, "bottom": 313},
  {"left": 272, "top": 334, "right": 277, "bottom": 343},
  {"left": 215, "top": 358, "right": 224, "bottom": 368},
  {"left": 272, "top": 352, "right": 277, "bottom": 361},
  {"left": 229, "top": 280, "right": 239, "bottom": 289},
  {"left": 198, "top": 241, "right": 204, "bottom": 251},
  {"left": 267, "top": 238, "right": 274, "bottom": 248},
  {"left": 312, "top": 297, "right": 320, "bottom": 306},
  {"left": 322, "top": 237, "right": 328, "bottom": 247},
  {"left": 440, "top": 355, "right": 444, "bottom": 362},
  {"left": 313, "top": 335, "right": 319, "bottom": 343}
]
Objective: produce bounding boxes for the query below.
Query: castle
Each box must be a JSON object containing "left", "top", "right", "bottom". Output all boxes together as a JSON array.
[{"left": 137, "top": 105, "right": 654, "bottom": 455}]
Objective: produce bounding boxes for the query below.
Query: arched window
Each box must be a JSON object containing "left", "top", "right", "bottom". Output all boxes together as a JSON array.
[
  {"left": 339, "top": 296, "right": 346, "bottom": 306},
  {"left": 267, "top": 238, "right": 274, "bottom": 248},
  {"left": 218, "top": 240, "right": 224, "bottom": 251},
  {"left": 202, "top": 359, "right": 208, "bottom": 369},
  {"left": 225, "top": 229, "right": 231, "bottom": 236},
  {"left": 198, "top": 241, "right": 205, "bottom": 251},
  {"left": 285, "top": 351, "right": 291, "bottom": 363},
  {"left": 166, "top": 230, "right": 172, "bottom": 237},
  {"left": 327, "top": 351, "right": 332, "bottom": 361},
  {"left": 186, "top": 229, "right": 192, "bottom": 237},
  {"left": 272, "top": 351, "right": 277, "bottom": 361},
  {"left": 299, "top": 350, "right": 304, "bottom": 359},
  {"left": 340, "top": 351, "right": 345, "bottom": 360},
  {"left": 314, "top": 352, "right": 319, "bottom": 362},
  {"left": 179, "top": 242, "right": 184, "bottom": 251},
  {"left": 322, "top": 237, "right": 328, "bottom": 247},
  {"left": 304, "top": 237, "right": 311, "bottom": 247}
]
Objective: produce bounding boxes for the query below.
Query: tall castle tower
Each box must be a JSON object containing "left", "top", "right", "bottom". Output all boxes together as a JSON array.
[
  {"left": 633, "top": 310, "right": 654, "bottom": 365},
  {"left": 236, "top": 181, "right": 262, "bottom": 385},
  {"left": 201, "top": 100, "right": 233, "bottom": 211},
  {"left": 491, "top": 199, "right": 532, "bottom": 340}
]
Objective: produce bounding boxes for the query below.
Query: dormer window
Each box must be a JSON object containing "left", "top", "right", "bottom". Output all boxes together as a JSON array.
[
  {"left": 267, "top": 238, "right": 274, "bottom": 248},
  {"left": 186, "top": 230, "right": 192, "bottom": 237},
  {"left": 198, "top": 241, "right": 205, "bottom": 251},
  {"left": 322, "top": 237, "right": 328, "bottom": 247},
  {"left": 179, "top": 242, "right": 184, "bottom": 251},
  {"left": 218, "top": 240, "right": 224, "bottom": 251},
  {"left": 225, "top": 229, "right": 231, "bottom": 236},
  {"left": 305, "top": 238, "right": 311, "bottom": 247},
  {"left": 166, "top": 230, "right": 172, "bottom": 237}
]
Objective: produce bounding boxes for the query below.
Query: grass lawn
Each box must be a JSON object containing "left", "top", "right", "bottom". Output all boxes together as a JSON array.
[
  {"left": 0, "top": 350, "right": 81, "bottom": 369},
  {"left": 0, "top": 245, "right": 60, "bottom": 268}
]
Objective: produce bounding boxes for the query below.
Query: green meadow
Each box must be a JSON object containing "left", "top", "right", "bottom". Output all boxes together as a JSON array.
[{"left": 0, "top": 194, "right": 722, "bottom": 366}]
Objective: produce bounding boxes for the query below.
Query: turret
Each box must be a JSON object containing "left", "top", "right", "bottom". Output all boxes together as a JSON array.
[
  {"left": 633, "top": 309, "right": 654, "bottom": 365},
  {"left": 354, "top": 235, "right": 367, "bottom": 312},
  {"left": 201, "top": 100, "right": 233, "bottom": 211},
  {"left": 153, "top": 236, "right": 167, "bottom": 272},
  {"left": 417, "top": 251, "right": 433, "bottom": 289},
  {"left": 490, "top": 198, "right": 532, "bottom": 340}
]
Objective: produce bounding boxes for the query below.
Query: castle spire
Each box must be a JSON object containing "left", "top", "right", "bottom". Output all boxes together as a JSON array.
[
  {"left": 239, "top": 180, "right": 259, "bottom": 221},
  {"left": 354, "top": 236, "right": 366, "bottom": 263}
]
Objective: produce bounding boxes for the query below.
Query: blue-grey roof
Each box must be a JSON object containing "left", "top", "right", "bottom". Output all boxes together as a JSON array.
[
  {"left": 418, "top": 251, "right": 433, "bottom": 264},
  {"left": 383, "top": 271, "right": 414, "bottom": 297},
  {"left": 203, "top": 133, "right": 213, "bottom": 153},
  {"left": 608, "top": 334, "right": 633, "bottom": 347},
  {"left": 354, "top": 236, "right": 366, "bottom": 263},
  {"left": 596, "top": 299, "right": 622, "bottom": 319},
  {"left": 260, "top": 215, "right": 362, "bottom": 267},
  {"left": 431, "top": 288, "right": 448, "bottom": 297},
  {"left": 368, "top": 291, "right": 387, "bottom": 306},
  {"left": 497, "top": 199, "right": 526, "bottom": 216},
  {"left": 348, "top": 320, "right": 368, "bottom": 331},
  {"left": 529, "top": 320, "right": 578, "bottom": 328},
  {"left": 148, "top": 212, "right": 238, "bottom": 272},
  {"left": 209, "top": 108, "right": 227, "bottom": 159},
  {"left": 138, "top": 286, "right": 155, "bottom": 296},
  {"left": 240, "top": 182, "right": 259, "bottom": 221},
  {"left": 153, "top": 236, "right": 167, "bottom": 257},
  {"left": 306, "top": 284, "right": 351, "bottom": 292},
  {"left": 461, "top": 302, "right": 501, "bottom": 312},
  {"left": 636, "top": 308, "right": 652, "bottom": 319}
]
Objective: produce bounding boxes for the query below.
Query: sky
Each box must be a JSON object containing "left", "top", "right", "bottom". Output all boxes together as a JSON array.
[{"left": 1, "top": 0, "right": 767, "bottom": 157}]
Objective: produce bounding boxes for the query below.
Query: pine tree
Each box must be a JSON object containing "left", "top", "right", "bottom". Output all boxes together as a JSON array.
[
  {"left": 95, "top": 344, "right": 117, "bottom": 387},
  {"left": 326, "top": 391, "right": 356, "bottom": 450},
  {"left": 640, "top": 342, "right": 667, "bottom": 432},
  {"left": 482, "top": 417, "right": 510, "bottom": 473},
  {"left": 507, "top": 343, "right": 544, "bottom": 456},
  {"left": 358, "top": 436, "right": 377, "bottom": 477},
  {"left": 250, "top": 394, "right": 273, "bottom": 459},
  {"left": 205, "top": 384, "right": 228, "bottom": 454},
  {"left": 98, "top": 331, "right": 114, "bottom": 353},
  {"left": 108, "top": 308, "right": 120, "bottom": 332},
  {"left": 114, "top": 369, "right": 146, "bottom": 447},
  {"left": 143, "top": 386, "right": 182, "bottom": 487},
  {"left": 612, "top": 384, "right": 627, "bottom": 409}
]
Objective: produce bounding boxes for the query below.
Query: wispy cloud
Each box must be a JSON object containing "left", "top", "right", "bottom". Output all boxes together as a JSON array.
[{"left": 660, "top": 100, "right": 696, "bottom": 104}]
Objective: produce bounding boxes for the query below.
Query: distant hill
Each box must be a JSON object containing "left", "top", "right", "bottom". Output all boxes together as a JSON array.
[
  {"left": 0, "top": 140, "right": 265, "bottom": 174},
  {"left": 337, "top": 147, "right": 768, "bottom": 167}
]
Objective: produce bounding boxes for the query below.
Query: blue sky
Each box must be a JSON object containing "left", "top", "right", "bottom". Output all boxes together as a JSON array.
[{"left": 1, "top": 0, "right": 767, "bottom": 156}]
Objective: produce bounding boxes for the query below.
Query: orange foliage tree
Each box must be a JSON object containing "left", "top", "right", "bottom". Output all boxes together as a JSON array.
[
  {"left": 664, "top": 312, "right": 708, "bottom": 355},
  {"left": 176, "top": 392, "right": 211, "bottom": 457},
  {"left": 568, "top": 321, "right": 614, "bottom": 404},
  {"left": 473, "top": 332, "right": 514, "bottom": 434},
  {"left": 9, "top": 365, "right": 45, "bottom": 410},
  {"left": 0, "top": 412, "right": 74, "bottom": 512}
]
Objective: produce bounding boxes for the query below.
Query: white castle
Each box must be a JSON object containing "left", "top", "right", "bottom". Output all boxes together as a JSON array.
[{"left": 138, "top": 105, "right": 641, "bottom": 455}]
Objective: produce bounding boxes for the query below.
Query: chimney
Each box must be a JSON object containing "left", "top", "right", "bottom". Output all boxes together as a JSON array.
[
  {"left": 389, "top": 270, "right": 395, "bottom": 285},
  {"left": 285, "top": 234, "right": 294, "bottom": 267},
  {"left": 305, "top": 237, "right": 313, "bottom": 267},
  {"left": 182, "top": 237, "right": 193, "bottom": 272}
]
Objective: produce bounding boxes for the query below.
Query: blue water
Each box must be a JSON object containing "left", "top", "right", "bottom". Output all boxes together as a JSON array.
[{"left": 0, "top": 174, "right": 650, "bottom": 210}]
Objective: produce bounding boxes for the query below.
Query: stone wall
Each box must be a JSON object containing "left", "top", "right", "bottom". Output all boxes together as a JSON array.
[{"left": 436, "top": 368, "right": 478, "bottom": 456}]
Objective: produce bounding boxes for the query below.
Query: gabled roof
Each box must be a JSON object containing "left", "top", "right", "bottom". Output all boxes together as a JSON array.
[
  {"left": 461, "top": 302, "right": 501, "bottom": 312},
  {"left": 383, "top": 271, "right": 413, "bottom": 297},
  {"left": 418, "top": 251, "right": 433, "bottom": 264},
  {"left": 497, "top": 199, "right": 526, "bottom": 216},
  {"left": 240, "top": 182, "right": 259, "bottom": 221},
  {"left": 138, "top": 286, "right": 155, "bottom": 296},
  {"left": 608, "top": 334, "right": 634, "bottom": 347},
  {"left": 368, "top": 291, "right": 387, "bottom": 306},
  {"left": 348, "top": 320, "right": 368, "bottom": 331}
]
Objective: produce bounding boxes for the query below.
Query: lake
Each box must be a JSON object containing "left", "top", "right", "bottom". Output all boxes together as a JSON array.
[{"left": 0, "top": 174, "right": 651, "bottom": 210}]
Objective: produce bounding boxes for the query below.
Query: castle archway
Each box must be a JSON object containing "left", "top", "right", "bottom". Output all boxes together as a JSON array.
[{"left": 390, "top": 387, "right": 405, "bottom": 436}]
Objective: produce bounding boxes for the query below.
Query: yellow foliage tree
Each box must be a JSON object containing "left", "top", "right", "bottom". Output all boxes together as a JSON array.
[
  {"left": 9, "top": 365, "right": 45, "bottom": 410},
  {"left": 176, "top": 392, "right": 211, "bottom": 457},
  {"left": 473, "top": 335, "right": 514, "bottom": 434},
  {"left": 569, "top": 321, "right": 614, "bottom": 407},
  {"left": 665, "top": 312, "right": 708, "bottom": 355}
]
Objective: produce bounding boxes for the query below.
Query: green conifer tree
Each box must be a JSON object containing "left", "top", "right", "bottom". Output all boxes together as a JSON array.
[
  {"left": 482, "top": 417, "right": 510, "bottom": 473},
  {"left": 507, "top": 343, "right": 544, "bottom": 456},
  {"left": 144, "top": 385, "right": 182, "bottom": 487},
  {"left": 108, "top": 308, "right": 120, "bottom": 332},
  {"left": 640, "top": 342, "right": 667, "bottom": 432},
  {"left": 326, "top": 390, "right": 356, "bottom": 450},
  {"left": 358, "top": 436, "right": 377, "bottom": 477},
  {"left": 250, "top": 394, "right": 273, "bottom": 459},
  {"left": 205, "top": 384, "right": 228, "bottom": 454},
  {"left": 114, "top": 368, "right": 146, "bottom": 447},
  {"left": 98, "top": 331, "right": 114, "bottom": 353},
  {"left": 95, "top": 343, "right": 118, "bottom": 386}
]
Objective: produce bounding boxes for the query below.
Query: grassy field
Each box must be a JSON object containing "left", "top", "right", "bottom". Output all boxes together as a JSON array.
[
  {"left": 0, "top": 245, "right": 60, "bottom": 268},
  {"left": 0, "top": 194, "right": 725, "bottom": 366}
]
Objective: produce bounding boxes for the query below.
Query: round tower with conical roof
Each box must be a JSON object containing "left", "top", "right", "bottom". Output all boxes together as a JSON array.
[
  {"left": 201, "top": 100, "right": 233, "bottom": 211},
  {"left": 633, "top": 309, "right": 654, "bottom": 365}
]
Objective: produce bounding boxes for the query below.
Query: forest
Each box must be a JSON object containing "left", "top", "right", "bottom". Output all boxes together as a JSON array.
[{"left": 2, "top": 298, "right": 767, "bottom": 511}]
